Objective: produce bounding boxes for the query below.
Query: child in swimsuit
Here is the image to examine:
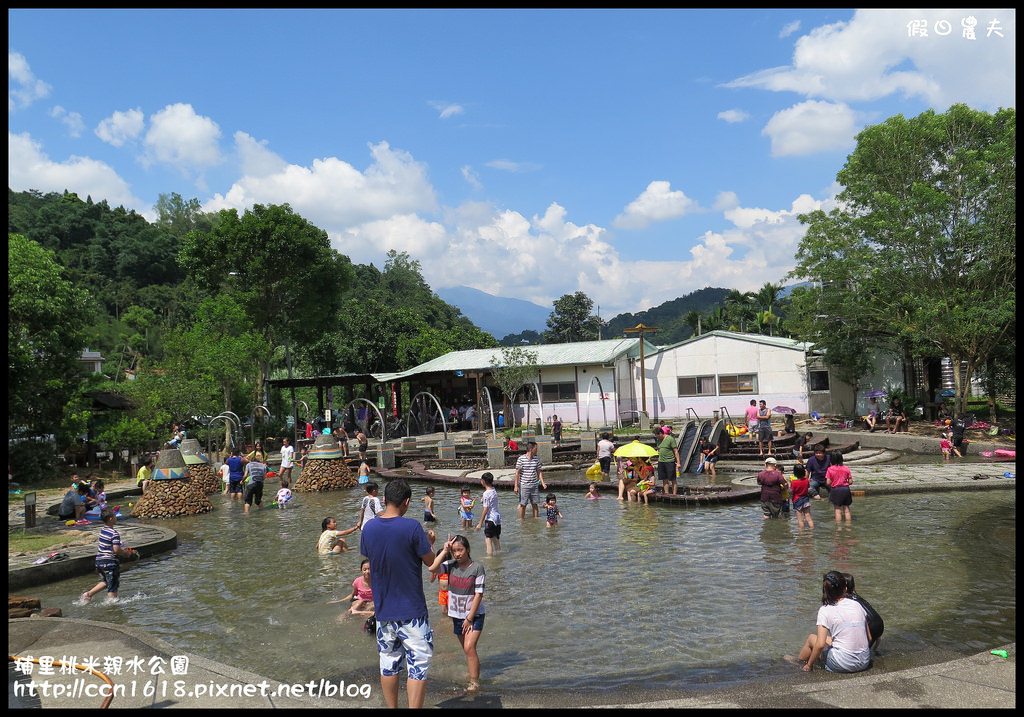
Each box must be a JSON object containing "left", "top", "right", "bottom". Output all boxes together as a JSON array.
[
  {"left": 459, "top": 487, "right": 475, "bottom": 529},
  {"left": 585, "top": 483, "right": 601, "bottom": 500},
  {"left": 543, "top": 494, "right": 563, "bottom": 527},
  {"left": 343, "top": 559, "right": 374, "bottom": 616}
]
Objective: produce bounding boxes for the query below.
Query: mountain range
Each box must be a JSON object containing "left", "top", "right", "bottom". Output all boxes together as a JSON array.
[
  {"left": 435, "top": 286, "right": 550, "bottom": 339},
  {"left": 436, "top": 285, "right": 735, "bottom": 345}
]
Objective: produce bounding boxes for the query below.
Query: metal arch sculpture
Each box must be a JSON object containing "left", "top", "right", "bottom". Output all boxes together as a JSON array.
[
  {"left": 208, "top": 412, "right": 242, "bottom": 456},
  {"left": 344, "top": 398, "right": 388, "bottom": 450},
  {"left": 519, "top": 381, "right": 545, "bottom": 436},
  {"left": 583, "top": 375, "right": 612, "bottom": 430},
  {"left": 409, "top": 391, "right": 448, "bottom": 439},
  {"left": 480, "top": 386, "right": 498, "bottom": 438},
  {"left": 252, "top": 405, "right": 271, "bottom": 446}
]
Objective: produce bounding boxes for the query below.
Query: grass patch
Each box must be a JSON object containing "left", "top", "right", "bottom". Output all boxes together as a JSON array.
[{"left": 8, "top": 527, "right": 95, "bottom": 555}]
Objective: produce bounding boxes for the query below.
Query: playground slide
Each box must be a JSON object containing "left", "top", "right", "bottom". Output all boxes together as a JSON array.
[
  {"left": 674, "top": 420, "right": 698, "bottom": 472},
  {"left": 686, "top": 420, "right": 715, "bottom": 472}
]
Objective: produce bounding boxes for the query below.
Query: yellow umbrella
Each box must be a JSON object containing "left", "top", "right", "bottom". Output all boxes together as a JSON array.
[{"left": 613, "top": 440, "right": 658, "bottom": 458}]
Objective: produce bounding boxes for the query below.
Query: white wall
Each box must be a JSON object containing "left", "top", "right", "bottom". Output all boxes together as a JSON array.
[{"left": 643, "top": 335, "right": 810, "bottom": 422}]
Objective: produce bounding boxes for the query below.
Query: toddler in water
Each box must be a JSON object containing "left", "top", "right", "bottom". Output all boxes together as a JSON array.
[
  {"left": 940, "top": 431, "right": 961, "bottom": 460},
  {"left": 585, "top": 483, "right": 601, "bottom": 500},
  {"left": 543, "top": 494, "right": 563, "bottom": 527},
  {"left": 276, "top": 478, "right": 293, "bottom": 508},
  {"left": 631, "top": 477, "right": 655, "bottom": 504},
  {"left": 459, "top": 487, "right": 475, "bottom": 529}
]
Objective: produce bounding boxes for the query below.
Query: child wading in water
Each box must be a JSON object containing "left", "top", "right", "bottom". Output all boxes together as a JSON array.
[
  {"left": 543, "top": 494, "right": 563, "bottom": 526},
  {"left": 459, "top": 487, "right": 475, "bottom": 529},
  {"left": 789, "top": 464, "right": 815, "bottom": 529},
  {"left": 422, "top": 486, "right": 437, "bottom": 523},
  {"left": 81, "top": 508, "right": 138, "bottom": 603},
  {"left": 343, "top": 559, "right": 375, "bottom": 616},
  {"left": 585, "top": 483, "right": 601, "bottom": 500},
  {"left": 430, "top": 535, "right": 487, "bottom": 692},
  {"left": 475, "top": 473, "right": 501, "bottom": 555}
]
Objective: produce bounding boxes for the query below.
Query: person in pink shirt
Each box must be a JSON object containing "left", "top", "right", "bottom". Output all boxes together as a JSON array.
[
  {"left": 744, "top": 399, "right": 759, "bottom": 440},
  {"left": 825, "top": 450, "right": 853, "bottom": 523}
]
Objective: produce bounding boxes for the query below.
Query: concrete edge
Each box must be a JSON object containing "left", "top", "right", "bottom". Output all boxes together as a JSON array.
[{"left": 8, "top": 526, "right": 178, "bottom": 592}]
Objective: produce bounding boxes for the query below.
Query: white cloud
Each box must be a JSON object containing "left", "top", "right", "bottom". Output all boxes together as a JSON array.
[
  {"left": 761, "top": 100, "right": 860, "bottom": 157},
  {"left": 429, "top": 101, "right": 464, "bottom": 119},
  {"left": 233, "top": 131, "right": 289, "bottom": 178},
  {"left": 8, "top": 51, "right": 51, "bottom": 109},
  {"left": 726, "top": 9, "right": 1014, "bottom": 109},
  {"left": 48, "top": 106, "right": 85, "bottom": 137},
  {"left": 143, "top": 103, "right": 223, "bottom": 171},
  {"left": 485, "top": 159, "right": 542, "bottom": 173},
  {"left": 95, "top": 108, "right": 145, "bottom": 147},
  {"left": 780, "top": 20, "right": 801, "bottom": 38},
  {"left": 205, "top": 140, "right": 437, "bottom": 229},
  {"left": 613, "top": 180, "right": 699, "bottom": 230},
  {"left": 717, "top": 109, "right": 750, "bottom": 123},
  {"left": 461, "top": 164, "right": 482, "bottom": 190},
  {"left": 8, "top": 131, "right": 143, "bottom": 210}
]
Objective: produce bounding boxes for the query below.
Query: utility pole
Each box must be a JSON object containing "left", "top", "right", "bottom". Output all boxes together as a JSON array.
[{"left": 623, "top": 323, "right": 659, "bottom": 420}]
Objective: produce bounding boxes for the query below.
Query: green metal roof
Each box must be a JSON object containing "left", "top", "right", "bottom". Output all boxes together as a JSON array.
[
  {"left": 373, "top": 338, "right": 653, "bottom": 382},
  {"left": 654, "top": 330, "right": 812, "bottom": 353}
]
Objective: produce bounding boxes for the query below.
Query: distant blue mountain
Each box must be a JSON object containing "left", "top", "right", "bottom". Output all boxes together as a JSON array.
[{"left": 436, "top": 286, "right": 549, "bottom": 339}]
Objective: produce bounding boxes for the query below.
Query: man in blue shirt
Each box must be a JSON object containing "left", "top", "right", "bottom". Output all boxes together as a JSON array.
[
  {"left": 804, "top": 444, "right": 832, "bottom": 500},
  {"left": 360, "top": 479, "right": 435, "bottom": 708}
]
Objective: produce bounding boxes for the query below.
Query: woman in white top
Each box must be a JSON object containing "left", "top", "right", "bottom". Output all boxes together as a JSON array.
[{"left": 788, "top": 571, "right": 872, "bottom": 673}]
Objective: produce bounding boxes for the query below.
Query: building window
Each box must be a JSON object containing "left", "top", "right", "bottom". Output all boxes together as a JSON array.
[
  {"left": 677, "top": 376, "right": 717, "bottom": 397},
  {"left": 809, "top": 370, "right": 830, "bottom": 392},
  {"left": 541, "top": 382, "right": 576, "bottom": 402},
  {"left": 719, "top": 374, "right": 758, "bottom": 395}
]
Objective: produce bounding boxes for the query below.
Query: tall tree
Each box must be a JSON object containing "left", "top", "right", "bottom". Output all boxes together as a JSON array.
[
  {"left": 724, "top": 289, "right": 756, "bottom": 332},
  {"left": 790, "top": 105, "right": 1015, "bottom": 414},
  {"left": 8, "top": 234, "right": 94, "bottom": 475},
  {"left": 488, "top": 346, "right": 539, "bottom": 430},
  {"left": 179, "top": 203, "right": 354, "bottom": 395},
  {"left": 154, "top": 192, "right": 217, "bottom": 237},
  {"left": 543, "top": 291, "right": 602, "bottom": 343}
]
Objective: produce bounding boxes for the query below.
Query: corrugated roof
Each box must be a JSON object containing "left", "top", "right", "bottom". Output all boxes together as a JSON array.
[
  {"left": 373, "top": 338, "right": 652, "bottom": 382},
  {"left": 655, "top": 330, "right": 812, "bottom": 354}
]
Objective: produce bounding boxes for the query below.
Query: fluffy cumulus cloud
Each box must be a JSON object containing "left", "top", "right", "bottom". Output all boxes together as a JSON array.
[
  {"left": 143, "top": 103, "right": 223, "bottom": 171},
  {"left": 729, "top": 9, "right": 1014, "bottom": 109},
  {"left": 761, "top": 100, "right": 860, "bottom": 157},
  {"left": 8, "top": 131, "right": 143, "bottom": 210},
  {"left": 48, "top": 106, "right": 85, "bottom": 137},
  {"left": 613, "top": 181, "right": 699, "bottom": 230},
  {"left": 95, "top": 108, "right": 145, "bottom": 147},
  {"left": 205, "top": 140, "right": 437, "bottom": 229},
  {"left": 8, "top": 51, "right": 51, "bottom": 109},
  {"left": 725, "top": 9, "right": 1015, "bottom": 160}
]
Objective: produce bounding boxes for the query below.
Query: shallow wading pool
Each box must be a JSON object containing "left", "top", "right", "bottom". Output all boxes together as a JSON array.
[{"left": 31, "top": 479, "right": 1016, "bottom": 695}]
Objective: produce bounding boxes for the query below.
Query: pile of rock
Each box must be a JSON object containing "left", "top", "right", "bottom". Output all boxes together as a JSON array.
[
  {"left": 293, "top": 434, "right": 356, "bottom": 491},
  {"left": 9, "top": 596, "right": 61, "bottom": 619},
  {"left": 180, "top": 439, "right": 220, "bottom": 494},
  {"left": 129, "top": 448, "right": 214, "bottom": 518}
]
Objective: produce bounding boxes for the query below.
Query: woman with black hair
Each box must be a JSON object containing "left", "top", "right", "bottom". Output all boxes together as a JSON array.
[{"left": 786, "top": 571, "right": 872, "bottom": 673}]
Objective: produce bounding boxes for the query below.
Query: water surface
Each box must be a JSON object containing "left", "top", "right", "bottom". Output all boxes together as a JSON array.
[{"left": 37, "top": 480, "right": 1015, "bottom": 694}]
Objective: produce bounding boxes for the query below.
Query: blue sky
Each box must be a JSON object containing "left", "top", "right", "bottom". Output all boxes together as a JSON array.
[{"left": 9, "top": 9, "right": 1016, "bottom": 317}]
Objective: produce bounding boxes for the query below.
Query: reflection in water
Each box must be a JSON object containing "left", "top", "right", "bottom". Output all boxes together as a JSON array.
[{"left": 30, "top": 481, "right": 1015, "bottom": 693}]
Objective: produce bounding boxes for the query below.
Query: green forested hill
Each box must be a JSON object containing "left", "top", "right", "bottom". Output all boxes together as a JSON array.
[{"left": 604, "top": 287, "right": 731, "bottom": 344}]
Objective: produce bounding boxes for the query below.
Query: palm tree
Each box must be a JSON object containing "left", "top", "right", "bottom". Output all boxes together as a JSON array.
[
  {"left": 683, "top": 310, "right": 702, "bottom": 337},
  {"left": 753, "top": 282, "right": 784, "bottom": 336},
  {"left": 724, "top": 289, "right": 756, "bottom": 332}
]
